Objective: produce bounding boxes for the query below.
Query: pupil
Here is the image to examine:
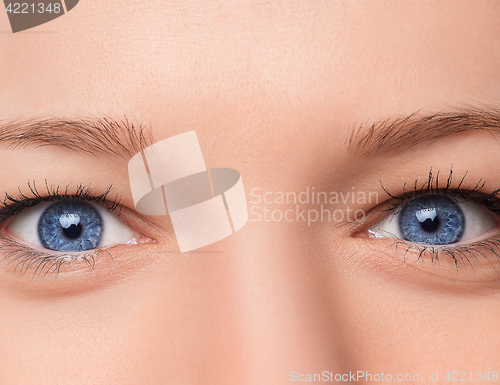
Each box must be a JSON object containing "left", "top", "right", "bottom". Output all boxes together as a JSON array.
[
  {"left": 420, "top": 216, "right": 439, "bottom": 232},
  {"left": 62, "top": 222, "right": 83, "bottom": 239}
]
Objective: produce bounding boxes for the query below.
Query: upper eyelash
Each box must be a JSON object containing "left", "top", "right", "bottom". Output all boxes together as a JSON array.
[
  {"left": 0, "top": 180, "right": 121, "bottom": 224},
  {"left": 380, "top": 166, "right": 500, "bottom": 214}
]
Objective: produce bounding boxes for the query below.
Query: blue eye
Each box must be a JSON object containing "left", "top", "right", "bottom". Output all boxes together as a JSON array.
[
  {"left": 398, "top": 195, "right": 464, "bottom": 245},
  {"left": 7, "top": 200, "right": 135, "bottom": 253},
  {"left": 38, "top": 201, "right": 103, "bottom": 252},
  {"left": 370, "top": 194, "right": 499, "bottom": 246}
]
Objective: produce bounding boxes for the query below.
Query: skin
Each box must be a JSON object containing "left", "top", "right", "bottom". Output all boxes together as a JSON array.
[{"left": 1, "top": 0, "right": 500, "bottom": 383}]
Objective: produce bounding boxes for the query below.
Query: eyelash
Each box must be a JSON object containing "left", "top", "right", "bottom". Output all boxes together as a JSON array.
[
  {"left": 0, "top": 181, "right": 122, "bottom": 276},
  {"left": 380, "top": 167, "right": 500, "bottom": 272},
  {"left": 3, "top": 170, "right": 500, "bottom": 276}
]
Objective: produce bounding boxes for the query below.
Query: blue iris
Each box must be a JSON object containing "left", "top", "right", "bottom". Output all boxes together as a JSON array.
[
  {"left": 398, "top": 195, "right": 465, "bottom": 245},
  {"left": 38, "top": 200, "right": 103, "bottom": 251}
]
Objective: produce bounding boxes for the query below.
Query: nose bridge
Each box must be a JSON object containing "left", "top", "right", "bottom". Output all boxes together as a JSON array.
[{"left": 196, "top": 225, "right": 351, "bottom": 384}]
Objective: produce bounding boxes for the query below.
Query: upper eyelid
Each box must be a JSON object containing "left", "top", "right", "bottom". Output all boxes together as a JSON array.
[
  {"left": 379, "top": 166, "right": 500, "bottom": 209},
  {"left": 0, "top": 181, "right": 122, "bottom": 224},
  {"left": 380, "top": 188, "right": 500, "bottom": 216}
]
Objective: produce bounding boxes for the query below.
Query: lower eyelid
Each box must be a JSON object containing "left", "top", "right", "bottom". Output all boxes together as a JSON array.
[
  {"left": 0, "top": 232, "right": 102, "bottom": 266},
  {"left": 0, "top": 233, "right": 164, "bottom": 297},
  {"left": 350, "top": 235, "right": 500, "bottom": 286}
]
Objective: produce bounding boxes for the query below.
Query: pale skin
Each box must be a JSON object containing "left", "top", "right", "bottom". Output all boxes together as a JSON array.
[{"left": 0, "top": 1, "right": 500, "bottom": 384}]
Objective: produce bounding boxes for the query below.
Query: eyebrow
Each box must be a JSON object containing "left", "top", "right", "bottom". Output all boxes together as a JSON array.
[
  {"left": 0, "top": 116, "right": 153, "bottom": 159},
  {"left": 348, "top": 107, "right": 500, "bottom": 157}
]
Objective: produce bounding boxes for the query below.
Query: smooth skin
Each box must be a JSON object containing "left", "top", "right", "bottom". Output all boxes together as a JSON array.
[{"left": 1, "top": 1, "right": 500, "bottom": 383}]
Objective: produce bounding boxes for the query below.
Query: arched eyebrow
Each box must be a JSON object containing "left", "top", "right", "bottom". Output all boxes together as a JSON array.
[
  {"left": 0, "top": 116, "right": 153, "bottom": 159},
  {"left": 348, "top": 107, "right": 500, "bottom": 157}
]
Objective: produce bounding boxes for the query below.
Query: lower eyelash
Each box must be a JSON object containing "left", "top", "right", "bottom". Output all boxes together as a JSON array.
[
  {"left": 0, "top": 233, "right": 114, "bottom": 277},
  {"left": 393, "top": 234, "right": 500, "bottom": 273}
]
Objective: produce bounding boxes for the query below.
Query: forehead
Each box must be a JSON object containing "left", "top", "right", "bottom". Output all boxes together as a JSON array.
[{"left": 0, "top": 1, "right": 500, "bottom": 134}]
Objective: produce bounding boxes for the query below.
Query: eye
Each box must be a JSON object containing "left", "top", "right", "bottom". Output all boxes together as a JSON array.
[
  {"left": 369, "top": 195, "right": 499, "bottom": 245},
  {"left": 6, "top": 200, "right": 135, "bottom": 252}
]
